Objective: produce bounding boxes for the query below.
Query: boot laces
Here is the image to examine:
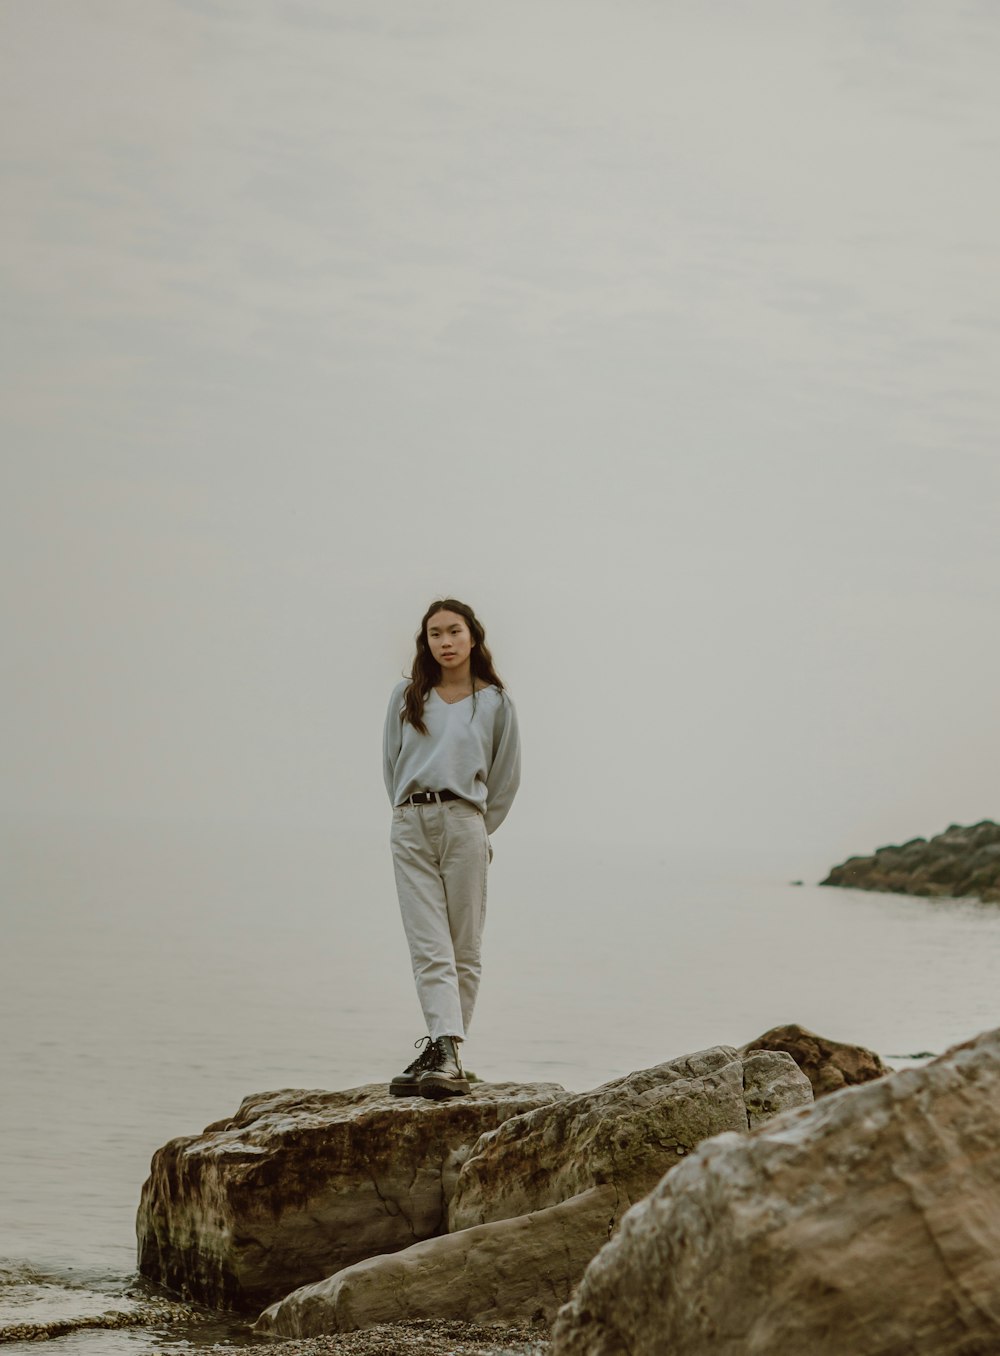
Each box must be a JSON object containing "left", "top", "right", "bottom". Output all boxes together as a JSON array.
[{"left": 403, "top": 1036, "right": 434, "bottom": 1076}]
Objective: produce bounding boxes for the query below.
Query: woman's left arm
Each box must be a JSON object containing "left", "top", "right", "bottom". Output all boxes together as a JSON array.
[{"left": 484, "top": 694, "right": 521, "bottom": 835}]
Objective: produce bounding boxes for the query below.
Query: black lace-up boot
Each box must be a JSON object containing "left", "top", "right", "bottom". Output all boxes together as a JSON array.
[
  {"left": 418, "top": 1035, "right": 471, "bottom": 1099},
  {"left": 389, "top": 1036, "right": 436, "bottom": 1097}
]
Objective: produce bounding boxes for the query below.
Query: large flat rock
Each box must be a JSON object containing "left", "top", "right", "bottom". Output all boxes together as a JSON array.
[
  {"left": 448, "top": 1046, "right": 811, "bottom": 1232},
  {"left": 254, "top": 1185, "right": 617, "bottom": 1337},
  {"left": 551, "top": 1026, "right": 1000, "bottom": 1356},
  {"left": 136, "top": 1081, "right": 565, "bottom": 1311}
]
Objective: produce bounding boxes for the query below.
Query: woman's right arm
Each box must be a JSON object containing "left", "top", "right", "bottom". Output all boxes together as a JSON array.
[{"left": 383, "top": 686, "right": 404, "bottom": 802}]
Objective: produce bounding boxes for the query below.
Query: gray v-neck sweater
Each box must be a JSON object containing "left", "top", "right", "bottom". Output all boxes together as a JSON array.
[{"left": 383, "top": 681, "right": 521, "bottom": 835}]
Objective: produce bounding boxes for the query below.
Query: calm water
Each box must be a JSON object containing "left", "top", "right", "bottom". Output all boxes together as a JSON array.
[{"left": 2, "top": 816, "right": 999, "bottom": 1350}]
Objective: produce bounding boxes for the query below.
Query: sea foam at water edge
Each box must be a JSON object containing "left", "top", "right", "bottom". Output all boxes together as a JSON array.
[{"left": 0, "top": 1259, "right": 203, "bottom": 1348}]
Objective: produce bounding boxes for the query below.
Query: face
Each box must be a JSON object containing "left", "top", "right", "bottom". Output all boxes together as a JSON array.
[{"left": 425, "top": 610, "right": 475, "bottom": 673}]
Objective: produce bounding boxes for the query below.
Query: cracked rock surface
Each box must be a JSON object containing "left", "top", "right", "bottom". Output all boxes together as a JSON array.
[
  {"left": 551, "top": 1025, "right": 1000, "bottom": 1356},
  {"left": 448, "top": 1046, "right": 812, "bottom": 1233},
  {"left": 136, "top": 1082, "right": 565, "bottom": 1311}
]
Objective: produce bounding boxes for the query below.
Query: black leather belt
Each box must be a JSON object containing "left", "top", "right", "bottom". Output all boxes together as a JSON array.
[{"left": 404, "top": 789, "right": 459, "bottom": 805}]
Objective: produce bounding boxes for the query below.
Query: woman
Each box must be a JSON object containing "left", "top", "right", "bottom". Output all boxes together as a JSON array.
[{"left": 383, "top": 599, "right": 520, "bottom": 1099}]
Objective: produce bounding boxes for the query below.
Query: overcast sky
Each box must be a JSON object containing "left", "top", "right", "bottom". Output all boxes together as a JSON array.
[{"left": 3, "top": 0, "right": 998, "bottom": 875}]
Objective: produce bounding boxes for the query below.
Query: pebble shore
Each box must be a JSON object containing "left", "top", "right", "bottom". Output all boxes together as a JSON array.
[{"left": 222, "top": 1319, "right": 550, "bottom": 1355}]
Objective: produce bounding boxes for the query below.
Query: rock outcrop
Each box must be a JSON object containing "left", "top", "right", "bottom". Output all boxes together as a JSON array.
[
  {"left": 448, "top": 1047, "right": 812, "bottom": 1231},
  {"left": 254, "top": 1184, "right": 617, "bottom": 1336},
  {"left": 551, "top": 1026, "right": 1000, "bottom": 1356},
  {"left": 254, "top": 1048, "right": 810, "bottom": 1339},
  {"left": 823, "top": 819, "right": 1000, "bottom": 903},
  {"left": 136, "top": 1082, "right": 565, "bottom": 1311},
  {"left": 741, "top": 1023, "right": 888, "bottom": 1097}
]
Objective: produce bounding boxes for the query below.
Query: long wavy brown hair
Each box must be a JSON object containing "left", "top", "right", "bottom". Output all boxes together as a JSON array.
[{"left": 402, "top": 598, "right": 505, "bottom": 733}]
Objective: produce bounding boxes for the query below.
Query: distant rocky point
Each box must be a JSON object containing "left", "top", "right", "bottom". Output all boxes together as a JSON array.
[{"left": 822, "top": 819, "right": 1000, "bottom": 904}]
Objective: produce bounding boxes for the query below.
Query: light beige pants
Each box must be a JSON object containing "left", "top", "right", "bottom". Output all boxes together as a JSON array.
[{"left": 390, "top": 799, "right": 490, "bottom": 1041}]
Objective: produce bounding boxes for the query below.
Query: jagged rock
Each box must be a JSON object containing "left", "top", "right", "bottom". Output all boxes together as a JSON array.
[
  {"left": 740, "top": 1023, "right": 888, "bottom": 1097},
  {"left": 551, "top": 1026, "right": 1000, "bottom": 1356},
  {"left": 448, "top": 1047, "right": 811, "bottom": 1233},
  {"left": 136, "top": 1082, "right": 565, "bottom": 1311},
  {"left": 254, "top": 1184, "right": 617, "bottom": 1337},
  {"left": 741, "top": 1050, "right": 812, "bottom": 1127},
  {"left": 823, "top": 820, "right": 1000, "bottom": 903}
]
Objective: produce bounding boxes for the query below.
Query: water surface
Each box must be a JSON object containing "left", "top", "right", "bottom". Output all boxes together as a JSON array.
[{"left": 3, "top": 816, "right": 997, "bottom": 1352}]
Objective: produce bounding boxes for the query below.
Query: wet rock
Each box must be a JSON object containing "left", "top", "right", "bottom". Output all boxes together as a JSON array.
[
  {"left": 740, "top": 1023, "right": 888, "bottom": 1097},
  {"left": 136, "top": 1082, "right": 565, "bottom": 1312},
  {"left": 823, "top": 821, "right": 1000, "bottom": 904},
  {"left": 448, "top": 1047, "right": 811, "bottom": 1232},
  {"left": 0, "top": 1291, "right": 193, "bottom": 1345},
  {"left": 551, "top": 1026, "right": 1000, "bottom": 1356},
  {"left": 254, "top": 1185, "right": 617, "bottom": 1337}
]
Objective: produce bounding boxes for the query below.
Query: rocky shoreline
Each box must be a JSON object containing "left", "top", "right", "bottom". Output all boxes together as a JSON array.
[
  {"left": 135, "top": 1021, "right": 1000, "bottom": 1353},
  {"left": 822, "top": 819, "right": 1000, "bottom": 902},
  {"left": 0, "top": 1274, "right": 547, "bottom": 1352},
  {"left": 135, "top": 1029, "right": 882, "bottom": 1350},
  {"left": 137, "top": 1044, "right": 814, "bottom": 1330}
]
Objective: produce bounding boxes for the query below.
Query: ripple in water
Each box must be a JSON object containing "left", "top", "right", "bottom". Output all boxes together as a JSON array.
[{"left": 0, "top": 1261, "right": 253, "bottom": 1352}]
